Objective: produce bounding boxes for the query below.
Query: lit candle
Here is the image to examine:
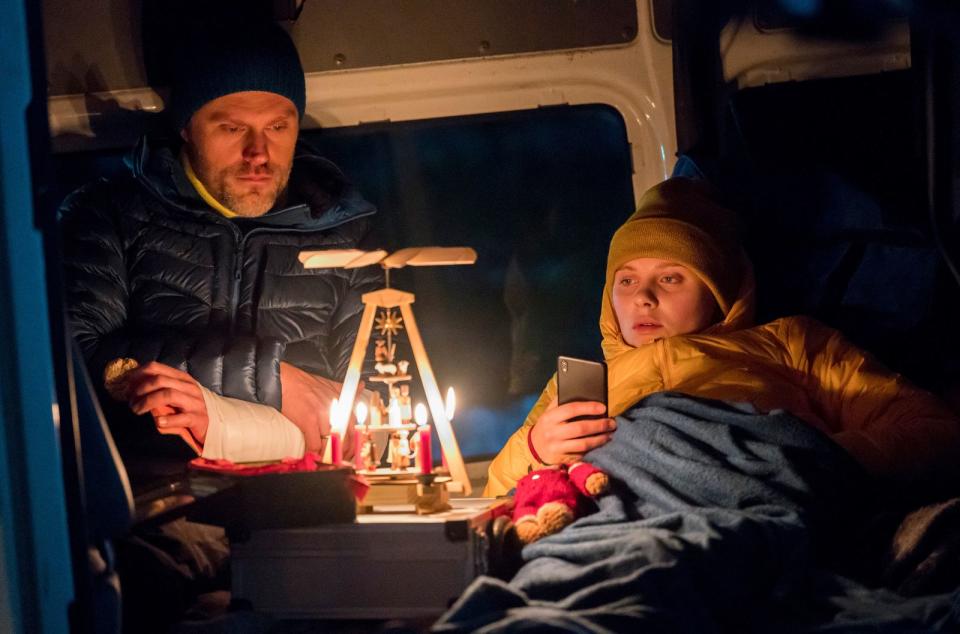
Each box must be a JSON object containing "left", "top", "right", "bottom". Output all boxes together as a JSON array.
[
  {"left": 415, "top": 403, "right": 432, "bottom": 475},
  {"left": 329, "top": 432, "right": 342, "bottom": 465},
  {"left": 328, "top": 399, "right": 343, "bottom": 464},
  {"left": 354, "top": 401, "right": 368, "bottom": 469}
]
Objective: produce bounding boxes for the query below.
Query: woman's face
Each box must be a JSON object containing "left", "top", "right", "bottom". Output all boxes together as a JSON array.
[{"left": 611, "top": 258, "right": 719, "bottom": 346}]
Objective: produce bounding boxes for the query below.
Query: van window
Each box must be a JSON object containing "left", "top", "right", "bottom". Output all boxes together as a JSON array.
[
  {"left": 52, "top": 103, "right": 636, "bottom": 459},
  {"left": 303, "top": 104, "right": 635, "bottom": 457}
]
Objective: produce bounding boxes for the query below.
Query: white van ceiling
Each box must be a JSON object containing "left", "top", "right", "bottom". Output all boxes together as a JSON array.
[{"left": 43, "top": 0, "right": 638, "bottom": 97}]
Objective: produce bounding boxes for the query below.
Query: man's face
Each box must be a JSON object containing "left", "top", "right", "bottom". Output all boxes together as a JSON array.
[
  {"left": 182, "top": 91, "right": 299, "bottom": 217},
  {"left": 611, "top": 258, "right": 720, "bottom": 346}
]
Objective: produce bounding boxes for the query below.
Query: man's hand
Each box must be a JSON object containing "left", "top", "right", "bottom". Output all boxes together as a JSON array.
[
  {"left": 528, "top": 397, "right": 616, "bottom": 465},
  {"left": 280, "top": 361, "right": 362, "bottom": 454},
  {"left": 126, "top": 362, "right": 209, "bottom": 446}
]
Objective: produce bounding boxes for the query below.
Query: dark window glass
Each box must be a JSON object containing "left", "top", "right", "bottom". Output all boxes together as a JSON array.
[
  {"left": 302, "top": 105, "right": 635, "bottom": 457},
  {"left": 52, "top": 105, "right": 636, "bottom": 459},
  {"left": 651, "top": 0, "right": 673, "bottom": 41},
  {"left": 292, "top": 0, "right": 639, "bottom": 72}
]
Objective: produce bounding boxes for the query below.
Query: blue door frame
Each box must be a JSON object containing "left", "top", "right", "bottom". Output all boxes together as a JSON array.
[{"left": 0, "top": 0, "right": 75, "bottom": 631}]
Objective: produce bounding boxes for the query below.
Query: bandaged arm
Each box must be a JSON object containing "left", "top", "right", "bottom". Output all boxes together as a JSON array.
[{"left": 198, "top": 386, "right": 305, "bottom": 462}]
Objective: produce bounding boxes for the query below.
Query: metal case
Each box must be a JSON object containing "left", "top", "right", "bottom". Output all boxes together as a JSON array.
[{"left": 231, "top": 499, "right": 504, "bottom": 619}]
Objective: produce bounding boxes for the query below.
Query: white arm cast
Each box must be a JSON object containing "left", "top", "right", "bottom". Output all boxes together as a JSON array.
[{"left": 198, "top": 386, "right": 305, "bottom": 462}]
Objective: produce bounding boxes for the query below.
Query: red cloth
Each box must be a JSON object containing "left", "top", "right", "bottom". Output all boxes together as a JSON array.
[
  {"left": 189, "top": 451, "right": 326, "bottom": 475},
  {"left": 188, "top": 452, "right": 371, "bottom": 501}
]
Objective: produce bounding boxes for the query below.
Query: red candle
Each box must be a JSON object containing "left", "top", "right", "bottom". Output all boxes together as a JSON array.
[
  {"left": 418, "top": 426, "right": 433, "bottom": 474},
  {"left": 354, "top": 427, "right": 364, "bottom": 469},
  {"left": 329, "top": 432, "right": 342, "bottom": 465}
]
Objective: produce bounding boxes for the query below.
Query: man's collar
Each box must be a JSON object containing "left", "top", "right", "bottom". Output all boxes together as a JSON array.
[
  {"left": 129, "top": 135, "right": 374, "bottom": 229},
  {"left": 179, "top": 149, "right": 239, "bottom": 218}
]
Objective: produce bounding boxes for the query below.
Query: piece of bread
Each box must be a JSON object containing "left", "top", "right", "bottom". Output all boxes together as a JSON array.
[{"left": 103, "top": 357, "right": 139, "bottom": 401}]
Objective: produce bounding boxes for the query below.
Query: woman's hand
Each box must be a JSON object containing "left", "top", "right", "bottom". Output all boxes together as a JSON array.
[{"left": 528, "top": 397, "right": 616, "bottom": 465}]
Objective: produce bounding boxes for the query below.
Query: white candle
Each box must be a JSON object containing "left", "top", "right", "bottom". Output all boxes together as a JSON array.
[{"left": 388, "top": 398, "right": 402, "bottom": 427}]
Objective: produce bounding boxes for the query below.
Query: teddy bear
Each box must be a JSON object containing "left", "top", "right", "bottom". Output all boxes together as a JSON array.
[{"left": 512, "top": 462, "right": 610, "bottom": 544}]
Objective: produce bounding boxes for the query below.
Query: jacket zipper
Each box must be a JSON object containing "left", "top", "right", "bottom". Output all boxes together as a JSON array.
[
  {"left": 657, "top": 338, "right": 672, "bottom": 390},
  {"left": 136, "top": 164, "right": 377, "bottom": 324},
  {"left": 231, "top": 240, "right": 243, "bottom": 335}
]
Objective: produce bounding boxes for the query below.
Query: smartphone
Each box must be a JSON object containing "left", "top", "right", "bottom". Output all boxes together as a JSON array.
[{"left": 557, "top": 356, "right": 608, "bottom": 421}]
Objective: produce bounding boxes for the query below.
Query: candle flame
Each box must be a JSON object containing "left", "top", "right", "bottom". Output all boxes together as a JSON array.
[
  {"left": 330, "top": 398, "right": 339, "bottom": 426},
  {"left": 415, "top": 402, "right": 428, "bottom": 427},
  {"left": 355, "top": 401, "right": 368, "bottom": 426},
  {"left": 445, "top": 387, "right": 456, "bottom": 421}
]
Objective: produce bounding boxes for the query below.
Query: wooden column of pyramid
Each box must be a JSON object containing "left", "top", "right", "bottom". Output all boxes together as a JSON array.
[{"left": 298, "top": 246, "right": 477, "bottom": 496}]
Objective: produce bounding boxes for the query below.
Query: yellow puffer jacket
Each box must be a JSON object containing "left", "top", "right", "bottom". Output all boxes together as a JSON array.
[{"left": 484, "top": 266, "right": 960, "bottom": 497}]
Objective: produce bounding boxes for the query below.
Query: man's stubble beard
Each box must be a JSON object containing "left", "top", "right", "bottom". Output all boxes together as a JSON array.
[{"left": 196, "top": 157, "right": 293, "bottom": 218}]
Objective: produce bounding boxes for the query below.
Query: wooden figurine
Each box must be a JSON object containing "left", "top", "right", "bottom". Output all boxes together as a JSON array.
[
  {"left": 388, "top": 387, "right": 402, "bottom": 427},
  {"left": 400, "top": 384, "right": 413, "bottom": 423},
  {"left": 397, "top": 430, "right": 412, "bottom": 469},
  {"left": 374, "top": 338, "right": 397, "bottom": 376},
  {"left": 361, "top": 433, "right": 379, "bottom": 471},
  {"left": 369, "top": 391, "right": 384, "bottom": 427},
  {"left": 389, "top": 430, "right": 411, "bottom": 470}
]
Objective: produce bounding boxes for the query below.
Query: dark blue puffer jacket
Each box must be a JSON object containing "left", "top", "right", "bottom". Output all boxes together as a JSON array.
[{"left": 60, "top": 135, "right": 381, "bottom": 426}]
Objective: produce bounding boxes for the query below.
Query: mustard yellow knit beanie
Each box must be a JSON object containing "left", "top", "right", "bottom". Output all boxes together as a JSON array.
[{"left": 607, "top": 177, "right": 744, "bottom": 316}]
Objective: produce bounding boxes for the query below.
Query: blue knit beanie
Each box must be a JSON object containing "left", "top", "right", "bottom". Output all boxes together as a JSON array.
[{"left": 169, "top": 21, "right": 306, "bottom": 132}]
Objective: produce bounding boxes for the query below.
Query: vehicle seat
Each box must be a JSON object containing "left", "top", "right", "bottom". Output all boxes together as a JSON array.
[
  {"left": 71, "top": 338, "right": 134, "bottom": 632},
  {"left": 672, "top": 71, "right": 960, "bottom": 394}
]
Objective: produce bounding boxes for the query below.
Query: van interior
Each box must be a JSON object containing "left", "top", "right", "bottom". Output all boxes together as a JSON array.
[{"left": 3, "top": 0, "right": 960, "bottom": 632}]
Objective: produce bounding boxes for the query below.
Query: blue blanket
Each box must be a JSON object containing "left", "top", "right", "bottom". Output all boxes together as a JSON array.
[{"left": 435, "top": 392, "right": 960, "bottom": 633}]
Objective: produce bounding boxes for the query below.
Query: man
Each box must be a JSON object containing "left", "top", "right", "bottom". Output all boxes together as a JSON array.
[{"left": 60, "top": 21, "right": 377, "bottom": 479}]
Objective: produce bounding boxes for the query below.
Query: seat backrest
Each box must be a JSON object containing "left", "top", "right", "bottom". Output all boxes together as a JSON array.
[
  {"left": 72, "top": 338, "right": 134, "bottom": 541},
  {"left": 674, "top": 69, "right": 960, "bottom": 393}
]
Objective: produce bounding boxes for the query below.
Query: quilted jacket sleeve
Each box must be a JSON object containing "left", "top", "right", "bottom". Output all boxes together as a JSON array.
[
  {"left": 786, "top": 316, "right": 960, "bottom": 488},
  {"left": 59, "top": 182, "right": 285, "bottom": 409}
]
